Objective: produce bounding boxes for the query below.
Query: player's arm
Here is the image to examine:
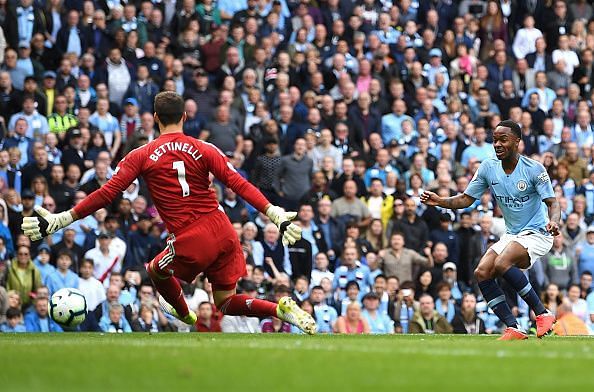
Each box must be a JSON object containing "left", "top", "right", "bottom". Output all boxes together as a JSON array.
[
  {"left": 543, "top": 197, "right": 561, "bottom": 236},
  {"left": 422, "top": 161, "right": 487, "bottom": 209},
  {"left": 22, "top": 149, "right": 143, "bottom": 241},
  {"left": 204, "top": 143, "right": 301, "bottom": 245},
  {"left": 420, "top": 191, "right": 476, "bottom": 209},
  {"left": 535, "top": 166, "right": 560, "bottom": 236}
]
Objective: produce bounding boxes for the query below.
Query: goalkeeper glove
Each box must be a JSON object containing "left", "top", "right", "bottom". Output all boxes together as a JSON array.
[
  {"left": 265, "top": 205, "right": 302, "bottom": 246},
  {"left": 21, "top": 206, "right": 74, "bottom": 241}
]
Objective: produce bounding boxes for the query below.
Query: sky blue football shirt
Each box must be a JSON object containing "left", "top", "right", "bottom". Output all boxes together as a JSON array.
[{"left": 464, "top": 156, "right": 555, "bottom": 235}]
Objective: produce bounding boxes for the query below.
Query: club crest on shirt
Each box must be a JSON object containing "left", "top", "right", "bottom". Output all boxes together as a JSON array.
[{"left": 517, "top": 180, "right": 527, "bottom": 191}]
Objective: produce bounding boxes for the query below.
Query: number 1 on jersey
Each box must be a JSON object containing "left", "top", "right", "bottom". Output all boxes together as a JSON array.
[{"left": 173, "top": 161, "right": 190, "bottom": 197}]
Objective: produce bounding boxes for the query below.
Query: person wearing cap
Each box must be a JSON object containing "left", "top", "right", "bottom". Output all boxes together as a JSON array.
[
  {"left": 429, "top": 213, "right": 459, "bottom": 263},
  {"left": 423, "top": 48, "right": 450, "bottom": 89},
  {"left": 33, "top": 243, "right": 56, "bottom": 283},
  {"left": 361, "top": 292, "right": 395, "bottom": 334},
  {"left": 84, "top": 231, "right": 122, "bottom": 285},
  {"left": 576, "top": 225, "right": 594, "bottom": 281},
  {"left": 119, "top": 97, "right": 142, "bottom": 142},
  {"left": 22, "top": 75, "right": 48, "bottom": 117},
  {"left": 47, "top": 94, "right": 79, "bottom": 137}
]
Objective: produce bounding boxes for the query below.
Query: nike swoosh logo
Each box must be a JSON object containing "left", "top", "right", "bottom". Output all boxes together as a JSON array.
[{"left": 491, "top": 181, "right": 499, "bottom": 185}]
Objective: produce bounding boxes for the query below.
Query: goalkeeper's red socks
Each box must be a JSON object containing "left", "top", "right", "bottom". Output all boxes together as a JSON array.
[
  {"left": 147, "top": 262, "right": 190, "bottom": 318},
  {"left": 218, "top": 294, "right": 277, "bottom": 318}
]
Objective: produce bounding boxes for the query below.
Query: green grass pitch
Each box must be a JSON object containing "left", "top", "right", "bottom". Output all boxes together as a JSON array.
[{"left": 1, "top": 333, "right": 592, "bottom": 391}]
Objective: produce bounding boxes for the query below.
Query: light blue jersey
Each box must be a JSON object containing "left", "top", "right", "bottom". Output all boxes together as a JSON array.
[{"left": 464, "top": 156, "right": 555, "bottom": 235}]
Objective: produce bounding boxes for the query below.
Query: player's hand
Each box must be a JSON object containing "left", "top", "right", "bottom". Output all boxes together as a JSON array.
[
  {"left": 265, "top": 205, "right": 302, "bottom": 246},
  {"left": 546, "top": 221, "right": 560, "bottom": 236},
  {"left": 420, "top": 191, "right": 441, "bottom": 207},
  {"left": 21, "top": 206, "right": 74, "bottom": 241}
]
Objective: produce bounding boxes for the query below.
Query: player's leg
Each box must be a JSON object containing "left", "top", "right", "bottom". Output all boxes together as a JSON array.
[
  {"left": 474, "top": 249, "right": 519, "bottom": 331},
  {"left": 493, "top": 241, "right": 546, "bottom": 315},
  {"left": 146, "top": 246, "right": 196, "bottom": 325},
  {"left": 493, "top": 240, "right": 554, "bottom": 337},
  {"left": 213, "top": 287, "right": 317, "bottom": 335}
]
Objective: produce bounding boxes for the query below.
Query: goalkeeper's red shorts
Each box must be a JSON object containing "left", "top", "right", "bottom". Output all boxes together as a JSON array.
[{"left": 149, "top": 208, "right": 246, "bottom": 291}]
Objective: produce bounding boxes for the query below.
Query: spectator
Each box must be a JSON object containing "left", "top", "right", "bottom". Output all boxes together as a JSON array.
[
  {"left": 99, "top": 302, "right": 132, "bottom": 333},
  {"left": 542, "top": 232, "right": 578, "bottom": 291},
  {"left": 24, "top": 297, "right": 63, "bottom": 332},
  {"left": 408, "top": 293, "right": 453, "bottom": 334},
  {"left": 309, "top": 285, "right": 337, "bottom": 334},
  {"left": 566, "top": 284, "right": 588, "bottom": 323},
  {"left": 379, "top": 232, "right": 432, "bottom": 282},
  {"left": 33, "top": 244, "right": 55, "bottom": 283},
  {"left": 78, "top": 259, "right": 105, "bottom": 312},
  {"left": 45, "top": 250, "right": 79, "bottom": 295},
  {"left": 552, "top": 301, "right": 590, "bottom": 336},
  {"left": 195, "top": 302, "right": 222, "bottom": 333},
  {"left": 361, "top": 292, "right": 394, "bottom": 334},
  {"left": 6, "top": 245, "right": 41, "bottom": 309},
  {"left": 334, "top": 301, "right": 370, "bottom": 334},
  {"left": 0, "top": 307, "right": 26, "bottom": 333},
  {"left": 541, "top": 283, "right": 564, "bottom": 315},
  {"left": 84, "top": 231, "right": 122, "bottom": 285},
  {"left": 451, "top": 293, "right": 486, "bottom": 334},
  {"left": 276, "top": 138, "right": 313, "bottom": 210},
  {"left": 576, "top": 226, "right": 594, "bottom": 278},
  {"left": 331, "top": 180, "right": 371, "bottom": 228},
  {"left": 333, "top": 246, "right": 370, "bottom": 300}
]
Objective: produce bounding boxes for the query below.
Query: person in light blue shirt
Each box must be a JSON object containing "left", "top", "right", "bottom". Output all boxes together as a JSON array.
[
  {"left": 45, "top": 250, "right": 79, "bottom": 295},
  {"left": 25, "top": 297, "right": 63, "bottom": 332},
  {"left": 381, "top": 99, "right": 413, "bottom": 145},
  {"left": 333, "top": 246, "right": 370, "bottom": 300},
  {"left": 309, "top": 287, "right": 338, "bottom": 334},
  {"left": 99, "top": 302, "right": 132, "bottom": 333},
  {"left": 460, "top": 127, "right": 496, "bottom": 166},
  {"left": 0, "top": 308, "right": 27, "bottom": 333},
  {"left": 361, "top": 293, "right": 394, "bottom": 334},
  {"left": 576, "top": 228, "right": 594, "bottom": 279},
  {"left": 421, "top": 120, "right": 560, "bottom": 340},
  {"left": 34, "top": 244, "right": 56, "bottom": 283}
]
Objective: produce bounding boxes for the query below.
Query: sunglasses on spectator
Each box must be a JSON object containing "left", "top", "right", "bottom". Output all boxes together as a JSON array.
[{"left": 18, "top": 252, "right": 29, "bottom": 256}]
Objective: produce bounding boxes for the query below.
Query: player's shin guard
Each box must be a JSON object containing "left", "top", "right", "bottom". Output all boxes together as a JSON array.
[
  {"left": 218, "top": 294, "right": 278, "bottom": 318},
  {"left": 478, "top": 279, "right": 518, "bottom": 328},
  {"left": 147, "top": 260, "right": 190, "bottom": 318},
  {"left": 502, "top": 266, "right": 547, "bottom": 315}
]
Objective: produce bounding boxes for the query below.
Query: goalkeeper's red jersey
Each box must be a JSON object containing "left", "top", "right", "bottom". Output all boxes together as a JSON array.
[{"left": 73, "top": 132, "right": 269, "bottom": 234}]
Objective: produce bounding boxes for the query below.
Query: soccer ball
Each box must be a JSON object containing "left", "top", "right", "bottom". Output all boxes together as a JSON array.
[{"left": 49, "top": 288, "right": 88, "bottom": 328}]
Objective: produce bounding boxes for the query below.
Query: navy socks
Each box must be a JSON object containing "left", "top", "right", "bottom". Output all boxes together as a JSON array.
[
  {"left": 478, "top": 279, "right": 518, "bottom": 328},
  {"left": 502, "top": 266, "right": 547, "bottom": 316}
]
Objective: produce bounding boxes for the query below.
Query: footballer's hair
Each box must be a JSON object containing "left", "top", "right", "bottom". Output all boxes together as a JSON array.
[
  {"left": 154, "top": 91, "right": 185, "bottom": 126},
  {"left": 496, "top": 119, "right": 521, "bottom": 139}
]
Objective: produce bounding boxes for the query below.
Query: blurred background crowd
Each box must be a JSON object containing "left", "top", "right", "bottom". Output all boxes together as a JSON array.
[{"left": 0, "top": 0, "right": 594, "bottom": 335}]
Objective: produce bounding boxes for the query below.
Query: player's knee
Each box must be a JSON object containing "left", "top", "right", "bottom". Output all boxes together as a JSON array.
[
  {"left": 493, "top": 255, "right": 510, "bottom": 276},
  {"left": 474, "top": 266, "right": 489, "bottom": 282}
]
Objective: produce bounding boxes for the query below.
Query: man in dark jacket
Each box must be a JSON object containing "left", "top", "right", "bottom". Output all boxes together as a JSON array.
[
  {"left": 124, "top": 215, "right": 160, "bottom": 271},
  {"left": 55, "top": 9, "right": 90, "bottom": 56},
  {"left": 389, "top": 197, "right": 429, "bottom": 254},
  {"left": 5, "top": 0, "right": 47, "bottom": 50}
]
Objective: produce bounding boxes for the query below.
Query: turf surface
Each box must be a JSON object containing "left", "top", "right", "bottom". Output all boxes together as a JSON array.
[{"left": 0, "top": 333, "right": 592, "bottom": 391}]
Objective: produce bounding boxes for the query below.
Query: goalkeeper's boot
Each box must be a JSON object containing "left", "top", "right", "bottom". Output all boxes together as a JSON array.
[
  {"left": 158, "top": 295, "right": 197, "bottom": 325},
  {"left": 276, "top": 296, "right": 317, "bottom": 335},
  {"left": 535, "top": 311, "right": 556, "bottom": 338},
  {"left": 497, "top": 327, "right": 528, "bottom": 341}
]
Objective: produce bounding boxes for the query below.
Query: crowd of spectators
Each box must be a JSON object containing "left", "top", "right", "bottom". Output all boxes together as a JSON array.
[{"left": 1, "top": 0, "right": 594, "bottom": 335}]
